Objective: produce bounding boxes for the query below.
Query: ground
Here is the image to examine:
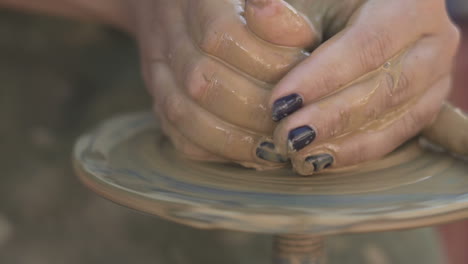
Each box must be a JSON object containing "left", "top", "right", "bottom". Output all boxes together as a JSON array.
[{"left": 1, "top": 10, "right": 463, "bottom": 264}]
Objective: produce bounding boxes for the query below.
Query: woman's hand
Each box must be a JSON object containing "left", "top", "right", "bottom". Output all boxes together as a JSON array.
[
  {"left": 1, "top": 0, "right": 461, "bottom": 174},
  {"left": 246, "top": 0, "right": 461, "bottom": 174},
  {"left": 132, "top": 0, "right": 314, "bottom": 169}
]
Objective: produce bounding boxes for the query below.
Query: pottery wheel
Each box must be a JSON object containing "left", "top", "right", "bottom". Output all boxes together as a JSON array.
[{"left": 73, "top": 112, "right": 468, "bottom": 236}]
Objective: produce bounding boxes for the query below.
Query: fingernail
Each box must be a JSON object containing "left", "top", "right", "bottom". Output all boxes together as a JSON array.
[
  {"left": 256, "top": 141, "right": 289, "bottom": 163},
  {"left": 305, "top": 154, "right": 334, "bottom": 172},
  {"left": 272, "top": 94, "right": 303, "bottom": 122},
  {"left": 288, "top": 126, "right": 316, "bottom": 152}
]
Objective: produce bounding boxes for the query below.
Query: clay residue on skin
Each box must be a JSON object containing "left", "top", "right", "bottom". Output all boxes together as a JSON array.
[
  {"left": 313, "top": 48, "right": 408, "bottom": 138},
  {"left": 193, "top": 7, "right": 307, "bottom": 83},
  {"left": 160, "top": 84, "right": 277, "bottom": 168},
  {"left": 314, "top": 47, "right": 409, "bottom": 133},
  {"left": 244, "top": 0, "right": 320, "bottom": 48},
  {"left": 198, "top": 71, "right": 276, "bottom": 134},
  {"left": 288, "top": 47, "right": 420, "bottom": 175},
  {"left": 170, "top": 0, "right": 464, "bottom": 174}
]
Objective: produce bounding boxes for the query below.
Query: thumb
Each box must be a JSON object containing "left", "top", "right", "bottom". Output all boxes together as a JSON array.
[{"left": 244, "top": 0, "right": 320, "bottom": 48}]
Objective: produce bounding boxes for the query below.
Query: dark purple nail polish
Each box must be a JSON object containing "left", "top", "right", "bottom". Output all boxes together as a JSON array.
[
  {"left": 272, "top": 94, "right": 303, "bottom": 122},
  {"left": 288, "top": 126, "right": 316, "bottom": 152},
  {"left": 305, "top": 154, "right": 334, "bottom": 172},
  {"left": 256, "top": 141, "right": 289, "bottom": 163}
]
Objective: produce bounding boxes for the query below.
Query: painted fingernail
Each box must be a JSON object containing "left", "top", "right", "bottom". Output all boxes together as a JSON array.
[
  {"left": 288, "top": 126, "right": 316, "bottom": 152},
  {"left": 256, "top": 141, "right": 289, "bottom": 163},
  {"left": 305, "top": 154, "right": 334, "bottom": 172},
  {"left": 272, "top": 94, "right": 303, "bottom": 122}
]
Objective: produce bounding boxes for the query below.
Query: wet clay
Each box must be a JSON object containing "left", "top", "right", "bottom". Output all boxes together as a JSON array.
[
  {"left": 244, "top": 0, "right": 319, "bottom": 47},
  {"left": 423, "top": 103, "right": 468, "bottom": 156},
  {"left": 244, "top": 0, "right": 367, "bottom": 47}
]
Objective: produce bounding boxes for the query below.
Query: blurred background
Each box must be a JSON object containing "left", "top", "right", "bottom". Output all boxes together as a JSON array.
[{"left": 0, "top": 2, "right": 467, "bottom": 264}]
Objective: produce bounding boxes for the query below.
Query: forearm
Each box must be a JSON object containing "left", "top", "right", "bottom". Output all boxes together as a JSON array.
[{"left": 0, "top": 0, "right": 133, "bottom": 32}]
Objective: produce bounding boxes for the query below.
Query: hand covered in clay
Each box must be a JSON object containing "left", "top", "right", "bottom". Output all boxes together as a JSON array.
[
  {"left": 133, "top": 0, "right": 311, "bottom": 170},
  {"left": 245, "top": 0, "right": 461, "bottom": 174}
]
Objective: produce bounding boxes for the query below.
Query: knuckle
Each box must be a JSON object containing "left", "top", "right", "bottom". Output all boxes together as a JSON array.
[
  {"left": 319, "top": 108, "right": 346, "bottom": 138},
  {"left": 198, "top": 17, "right": 225, "bottom": 55},
  {"left": 166, "top": 41, "right": 184, "bottom": 65},
  {"left": 391, "top": 72, "right": 415, "bottom": 107},
  {"left": 184, "top": 58, "right": 212, "bottom": 101},
  {"left": 395, "top": 72, "right": 411, "bottom": 93},
  {"left": 387, "top": 71, "right": 412, "bottom": 107},
  {"left": 356, "top": 28, "right": 393, "bottom": 71}
]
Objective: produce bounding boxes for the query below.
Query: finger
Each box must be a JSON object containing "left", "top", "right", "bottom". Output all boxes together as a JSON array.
[
  {"left": 290, "top": 75, "right": 451, "bottom": 175},
  {"left": 244, "top": 0, "right": 319, "bottom": 48},
  {"left": 154, "top": 112, "right": 228, "bottom": 162},
  {"left": 163, "top": 13, "right": 276, "bottom": 134},
  {"left": 185, "top": 0, "right": 308, "bottom": 83},
  {"left": 269, "top": 0, "right": 452, "bottom": 120},
  {"left": 160, "top": 2, "right": 276, "bottom": 133},
  {"left": 272, "top": 33, "right": 458, "bottom": 154},
  {"left": 150, "top": 61, "right": 287, "bottom": 168},
  {"left": 176, "top": 54, "right": 276, "bottom": 134}
]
